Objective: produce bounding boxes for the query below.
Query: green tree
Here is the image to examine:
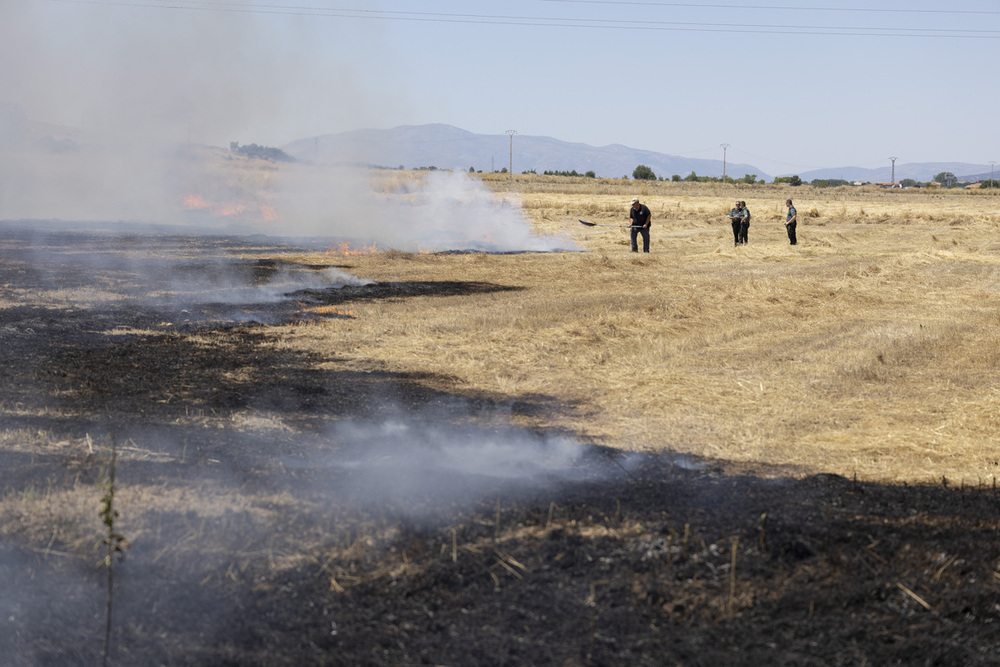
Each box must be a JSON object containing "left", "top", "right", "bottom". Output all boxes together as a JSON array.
[
  {"left": 229, "top": 142, "right": 295, "bottom": 162},
  {"left": 633, "top": 164, "right": 656, "bottom": 180},
  {"left": 811, "top": 178, "right": 850, "bottom": 188},
  {"left": 684, "top": 171, "right": 699, "bottom": 182},
  {"left": 899, "top": 178, "right": 918, "bottom": 188},
  {"left": 671, "top": 174, "right": 681, "bottom": 182},
  {"left": 934, "top": 172, "right": 958, "bottom": 187},
  {"left": 585, "top": 170, "right": 596, "bottom": 178},
  {"left": 741, "top": 174, "right": 758, "bottom": 184}
]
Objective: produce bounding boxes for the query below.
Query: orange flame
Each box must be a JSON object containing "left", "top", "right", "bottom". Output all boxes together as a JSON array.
[
  {"left": 289, "top": 301, "right": 358, "bottom": 325},
  {"left": 260, "top": 204, "right": 279, "bottom": 222},
  {"left": 181, "top": 194, "right": 281, "bottom": 221},
  {"left": 326, "top": 241, "right": 379, "bottom": 256},
  {"left": 183, "top": 194, "right": 210, "bottom": 210},
  {"left": 217, "top": 203, "right": 246, "bottom": 217},
  {"left": 305, "top": 305, "right": 357, "bottom": 318}
]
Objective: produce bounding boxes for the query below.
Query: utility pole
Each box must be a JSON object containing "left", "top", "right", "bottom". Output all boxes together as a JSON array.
[
  {"left": 506, "top": 130, "right": 517, "bottom": 182},
  {"left": 989, "top": 161, "right": 997, "bottom": 189},
  {"left": 720, "top": 144, "right": 730, "bottom": 183},
  {"left": 889, "top": 156, "right": 898, "bottom": 185}
]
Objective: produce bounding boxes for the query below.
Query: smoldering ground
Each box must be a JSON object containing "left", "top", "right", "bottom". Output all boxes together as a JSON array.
[
  {"left": 289, "top": 410, "right": 641, "bottom": 518},
  {"left": 0, "top": 223, "right": 607, "bottom": 665},
  {"left": 0, "top": 227, "right": 625, "bottom": 518},
  {"left": 4, "top": 230, "right": 1000, "bottom": 665},
  {"left": 0, "top": 227, "right": 373, "bottom": 332}
]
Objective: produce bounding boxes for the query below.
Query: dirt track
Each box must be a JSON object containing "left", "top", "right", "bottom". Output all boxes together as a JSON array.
[{"left": 2, "top": 227, "right": 999, "bottom": 666}]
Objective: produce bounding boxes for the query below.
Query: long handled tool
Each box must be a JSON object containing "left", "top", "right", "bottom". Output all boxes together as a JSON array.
[{"left": 579, "top": 219, "right": 640, "bottom": 228}]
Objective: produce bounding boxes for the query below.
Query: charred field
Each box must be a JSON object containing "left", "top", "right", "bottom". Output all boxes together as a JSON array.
[{"left": 2, "top": 210, "right": 1000, "bottom": 666}]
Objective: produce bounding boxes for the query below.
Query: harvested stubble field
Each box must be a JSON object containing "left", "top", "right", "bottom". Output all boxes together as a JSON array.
[{"left": 2, "top": 173, "right": 1000, "bottom": 666}]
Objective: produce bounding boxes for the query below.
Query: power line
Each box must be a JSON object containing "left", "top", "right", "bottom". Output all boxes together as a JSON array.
[
  {"left": 51, "top": 1, "right": 1000, "bottom": 39},
  {"left": 540, "top": 0, "right": 1000, "bottom": 17}
]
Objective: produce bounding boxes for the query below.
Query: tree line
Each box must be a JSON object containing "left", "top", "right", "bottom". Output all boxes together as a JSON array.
[
  {"left": 229, "top": 142, "right": 295, "bottom": 162},
  {"left": 631, "top": 165, "right": 997, "bottom": 189},
  {"left": 633, "top": 165, "right": 763, "bottom": 184},
  {"left": 414, "top": 163, "right": 998, "bottom": 189}
]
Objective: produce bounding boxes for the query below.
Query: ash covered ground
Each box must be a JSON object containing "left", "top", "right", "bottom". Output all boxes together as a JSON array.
[{"left": 1, "top": 228, "right": 999, "bottom": 666}]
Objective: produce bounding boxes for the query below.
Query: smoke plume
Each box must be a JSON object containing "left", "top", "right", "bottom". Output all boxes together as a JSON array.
[
  {"left": 0, "top": 3, "right": 575, "bottom": 253},
  {"left": 318, "top": 414, "right": 617, "bottom": 516}
]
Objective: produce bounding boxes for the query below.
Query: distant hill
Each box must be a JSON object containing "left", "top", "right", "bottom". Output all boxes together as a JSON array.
[
  {"left": 283, "top": 124, "right": 769, "bottom": 181},
  {"left": 798, "top": 162, "right": 993, "bottom": 184}
]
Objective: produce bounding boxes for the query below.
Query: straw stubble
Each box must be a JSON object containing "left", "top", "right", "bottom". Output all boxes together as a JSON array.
[{"left": 277, "top": 179, "right": 1000, "bottom": 484}]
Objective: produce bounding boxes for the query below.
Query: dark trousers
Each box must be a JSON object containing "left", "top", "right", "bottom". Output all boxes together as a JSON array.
[
  {"left": 630, "top": 227, "right": 650, "bottom": 252},
  {"left": 731, "top": 221, "right": 741, "bottom": 244},
  {"left": 786, "top": 221, "right": 797, "bottom": 245},
  {"left": 739, "top": 222, "right": 749, "bottom": 245}
]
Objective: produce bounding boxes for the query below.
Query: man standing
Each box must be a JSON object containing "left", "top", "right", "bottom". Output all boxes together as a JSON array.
[
  {"left": 629, "top": 197, "right": 651, "bottom": 252},
  {"left": 738, "top": 200, "right": 751, "bottom": 245},
  {"left": 785, "top": 199, "right": 798, "bottom": 245},
  {"left": 728, "top": 200, "right": 744, "bottom": 246}
]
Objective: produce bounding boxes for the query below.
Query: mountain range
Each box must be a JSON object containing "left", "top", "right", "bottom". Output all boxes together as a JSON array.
[
  {"left": 282, "top": 124, "right": 991, "bottom": 184},
  {"left": 283, "top": 124, "right": 766, "bottom": 181}
]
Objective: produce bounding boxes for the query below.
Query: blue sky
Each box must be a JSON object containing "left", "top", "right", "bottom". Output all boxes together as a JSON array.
[{"left": 3, "top": 1, "right": 999, "bottom": 176}]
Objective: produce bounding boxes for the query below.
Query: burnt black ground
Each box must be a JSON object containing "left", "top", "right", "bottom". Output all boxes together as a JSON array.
[{"left": 1, "top": 229, "right": 999, "bottom": 666}]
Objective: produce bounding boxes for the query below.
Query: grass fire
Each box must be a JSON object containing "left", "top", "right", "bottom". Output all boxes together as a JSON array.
[{"left": 2, "top": 170, "right": 1000, "bottom": 665}]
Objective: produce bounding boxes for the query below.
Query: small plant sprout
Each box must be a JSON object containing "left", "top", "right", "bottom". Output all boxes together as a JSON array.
[{"left": 99, "top": 435, "right": 130, "bottom": 667}]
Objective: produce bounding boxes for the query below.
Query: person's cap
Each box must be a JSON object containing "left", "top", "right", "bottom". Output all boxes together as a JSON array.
[{"left": 631, "top": 197, "right": 640, "bottom": 204}]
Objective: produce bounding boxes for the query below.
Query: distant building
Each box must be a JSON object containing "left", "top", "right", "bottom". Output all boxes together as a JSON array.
[{"left": 851, "top": 181, "right": 900, "bottom": 188}]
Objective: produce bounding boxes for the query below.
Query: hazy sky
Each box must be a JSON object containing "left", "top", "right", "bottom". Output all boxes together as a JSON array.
[{"left": 3, "top": 0, "right": 998, "bottom": 175}]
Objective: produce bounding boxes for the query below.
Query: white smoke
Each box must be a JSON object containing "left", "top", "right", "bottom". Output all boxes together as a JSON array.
[
  {"left": 281, "top": 410, "right": 634, "bottom": 517},
  {"left": 1, "top": 113, "right": 575, "bottom": 252},
  {"left": 0, "top": 1, "right": 294, "bottom": 224},
  {"left": 0, "top": 3, "right": 576, "bottom": 252},
  {"left": 147, "top": 264, "right": 373, "bottom": 308},
  {"left": 270, "top": 167, "right": 576, "bottom": 251},
  {"left": 7, "top": 229, "right": 372, "bottom": 325}
]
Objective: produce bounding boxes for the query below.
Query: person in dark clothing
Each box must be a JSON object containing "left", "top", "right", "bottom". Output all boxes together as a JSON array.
[
  {"left": 728, "top": 201, "right": 742, "bottom": 246},
  {"left": 629, "top": 197, "right": 651, "bottom": 252},
  {"left": 738, "top": 200, "right": 750, "bottom": 245},
  {"left": 785, "top": 199, "right": 798, "bottom": 245}
]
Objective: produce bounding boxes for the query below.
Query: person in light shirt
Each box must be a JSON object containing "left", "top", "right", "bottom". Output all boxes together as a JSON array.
[
  {"left": 738, "top": 200, "right": 751, "bottom": 245},
  {"left": 785, "top": 199, "right": 798, "bottom": 245},
  {"left": 728, "top": 200, "right": 744, "bottom": 246}
]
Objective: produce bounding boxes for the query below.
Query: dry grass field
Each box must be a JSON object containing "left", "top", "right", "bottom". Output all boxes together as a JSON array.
[
  {"left": 2, "top": 168, "right": 1000, "bottom": 665},
  {"left": 280, "top": 174, "right": 1000, "bottom": 485}
]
